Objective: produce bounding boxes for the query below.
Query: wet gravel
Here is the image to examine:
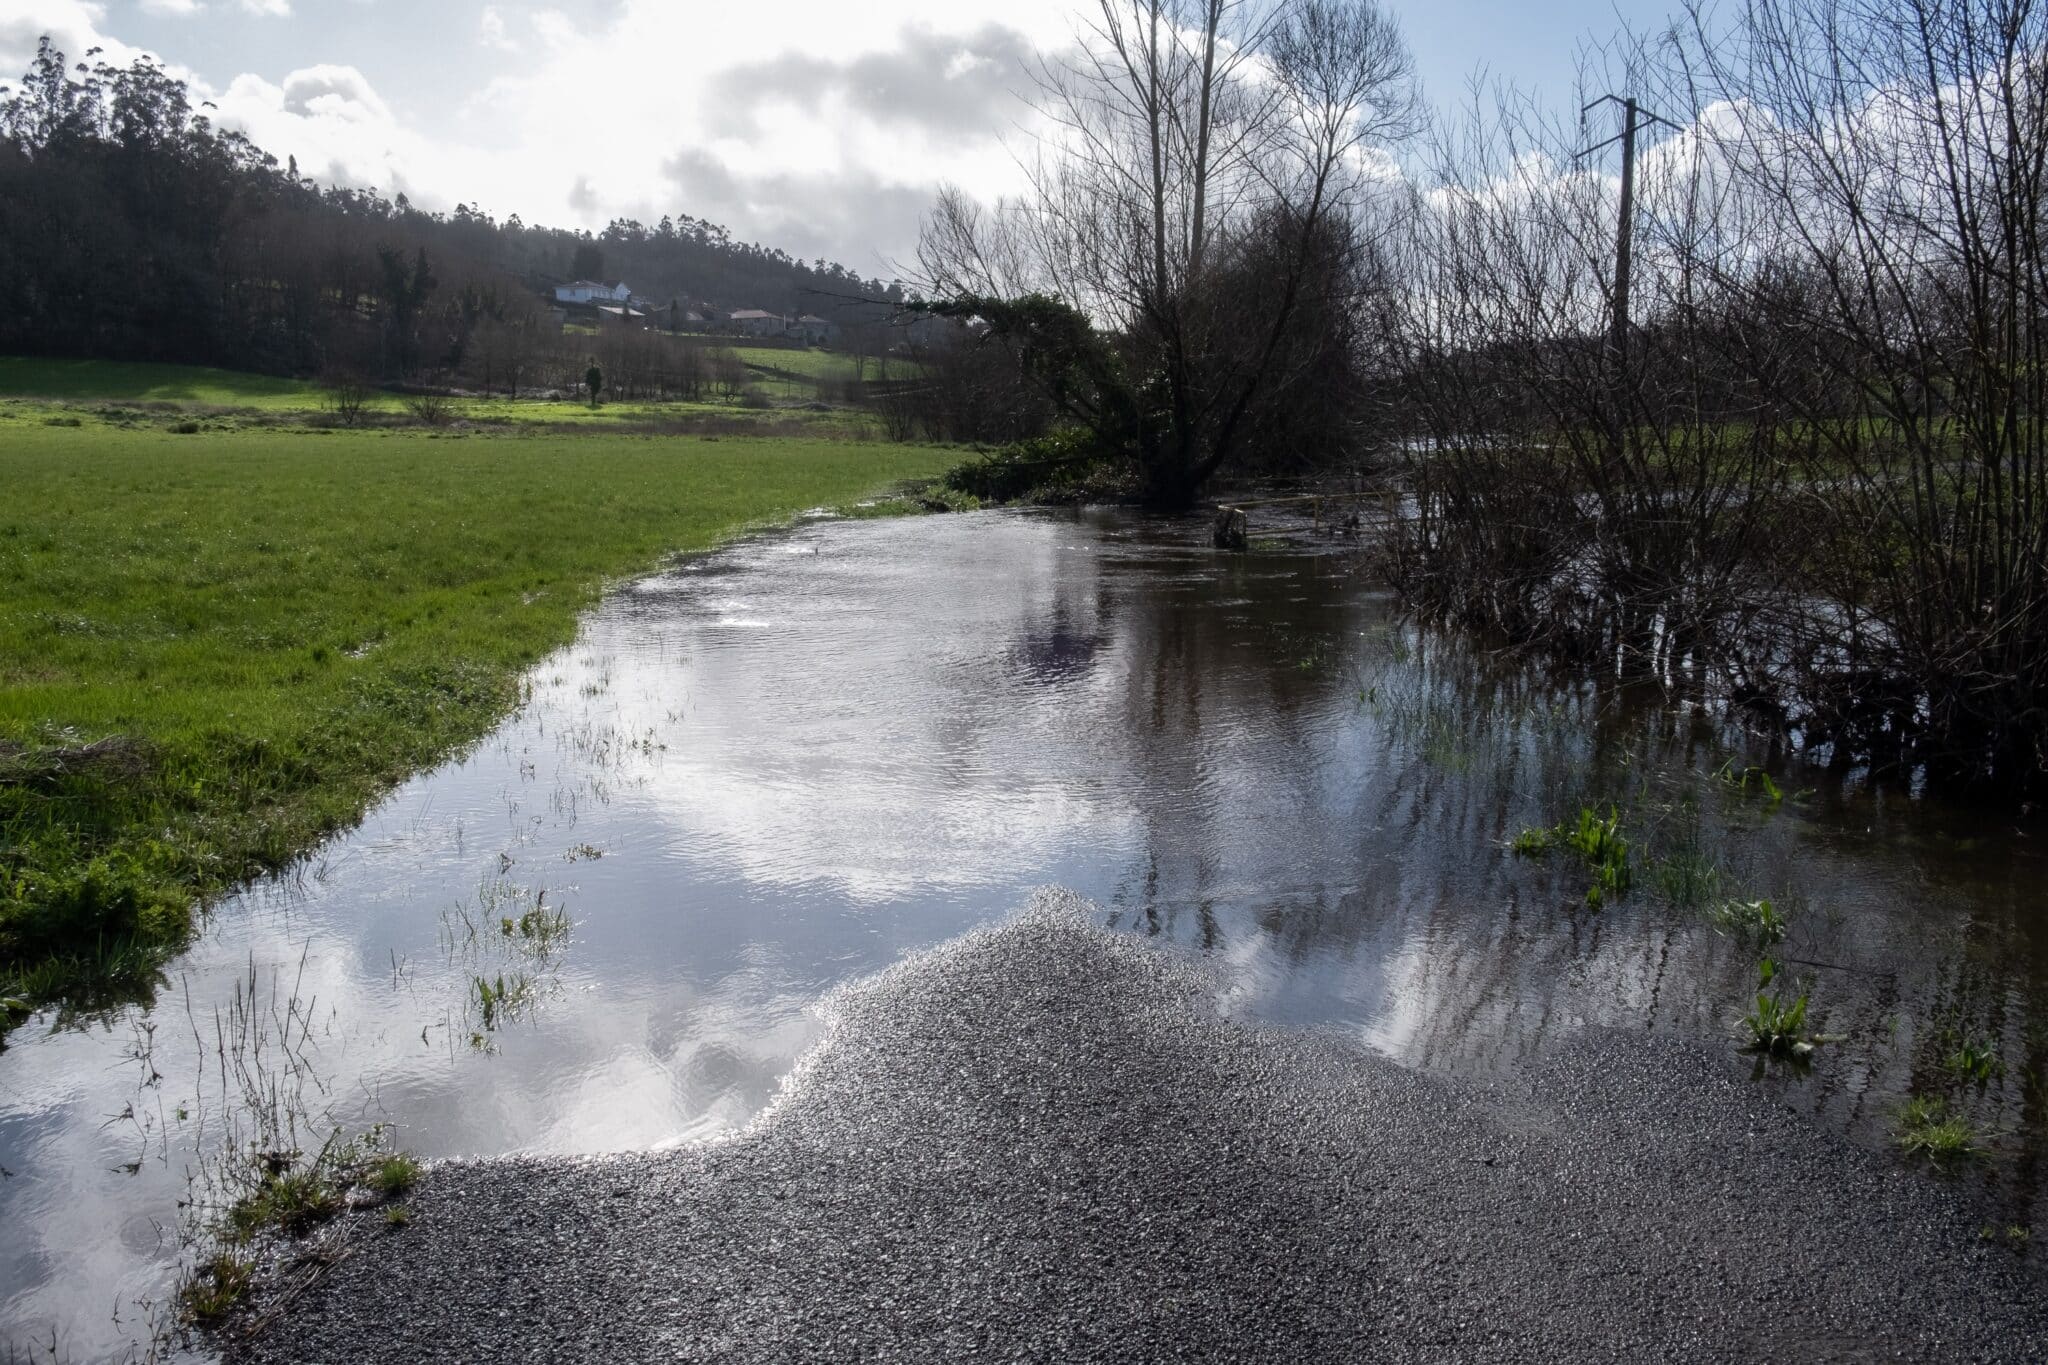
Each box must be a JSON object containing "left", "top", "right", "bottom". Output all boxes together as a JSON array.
[{"left": 233, "top": 891, "right": 2046, "bottom": 1363}]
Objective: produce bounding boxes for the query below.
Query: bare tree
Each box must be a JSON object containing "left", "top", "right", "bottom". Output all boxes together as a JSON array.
[
  {"left": 321, "top": 368, "right": 372, "bottom": 428},
  {"left": 917, "top": 0, "right": 1418, "bottom": 505},
  {"left": 1673, "top": 0, "right": 2048, "bottom": 786}
]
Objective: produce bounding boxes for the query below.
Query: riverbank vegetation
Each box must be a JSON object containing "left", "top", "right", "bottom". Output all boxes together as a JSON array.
[
  {"left": 0, "top": 393, "right": 951, "bottom": 1038},
  {"left": 902, "top": 0, "right": 2048, "bottom": 800},
  {"left": 1373, "top": 0, "right": 2048, "bottom": 799}
]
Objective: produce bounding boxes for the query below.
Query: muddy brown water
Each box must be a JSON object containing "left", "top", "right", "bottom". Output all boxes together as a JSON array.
[{"left": 2, "top": 507, "right": 2043, "bottom": 1361}]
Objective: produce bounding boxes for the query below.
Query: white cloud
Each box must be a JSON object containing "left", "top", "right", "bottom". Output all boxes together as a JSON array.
[
  {"left": 140, "top": 0, "right": 204, "bottom": 15},
  {"left": 0, "top": 0, "right": 1097, "bottom": 269},
  {"left": 0, "top": 1, "right": 152, "bottom": 73},
  {"left": 479, "top": 5, "right": 515, "bottom": 52},
  {"left": 442, "top": 0, "right": 1079, "bottom": 267},
  {"left": 529, "top": 7, "right": 575, "bottom": 49},
  {"left": 214, "top": 63, "right": 431, "bottom": 194},
  {"left": 239, "top": 0, "right": 290, "bottom": 15}
]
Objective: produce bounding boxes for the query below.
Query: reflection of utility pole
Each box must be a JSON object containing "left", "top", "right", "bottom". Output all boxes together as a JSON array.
[{"left": 1578, "top": 94, "right": 1677, "bottom": 368}]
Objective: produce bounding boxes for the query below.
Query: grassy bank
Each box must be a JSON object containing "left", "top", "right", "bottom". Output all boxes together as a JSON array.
[
  {"left": 0, "top": 356, "right": 887, "bottom": 435},
  {"left": 0, "top": 408, "right": 951, "bottom": 1036}
]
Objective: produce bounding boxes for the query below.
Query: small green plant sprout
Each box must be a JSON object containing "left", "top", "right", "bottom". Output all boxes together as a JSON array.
[
  {"left": 496, "top": 892, "right": 571, "bottom": 951},
  {"left": 1562, "top": 805, "right": 1631, "bottom": 908},
  {"left": 1711, "top": 897, "right": 1790, "bottom": 946},
  {"left": 1510, "top": 805, "right": 1632, "bottom": 908},
  {"left": 1741, "top": 959, "right": 1813, "bottom": 1058},
  {"left": 385, "top": 1204, "right": 412, "bottom": 1229},
  {"left": 1941, "top": 1037, "right": 2004, "bottom": 1085},
  {"left": 1713, "top": 760, "right": 1806, "bottom": 809},
  {"left": 1894, "top": 1096, "right": 1982, "bottom": 1167},
  {"left": 472, "top": 972, "right": 536, "bottom": 1031},
  {"left": 178, "top": 1251, "right": 254, "bottom": 1325}
]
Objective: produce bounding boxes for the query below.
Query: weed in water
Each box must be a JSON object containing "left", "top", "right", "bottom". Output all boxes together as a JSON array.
[
  {"left": 1895, "top": 1096, "right": 1982, "bottom": 1167},
  {"left": 1713, "top": 760, "right": 1810, "bottom": 809},
  {"left": 1711, "top": 897, "right": 1790, "bottom": 946},
  {"left": 227, "top": 1161, "right": 341, "bottom": 1242},
  {"left": 496, "top": 894, "right": 571, "bottom": 952},
  {"left": 1509, "top": 805, "right": 1632, "bottom": 907},
  {"left": 1941, "top": 1037, "right": 2005, "bottom": 1086},
  {"left": 1564, "top": 806, "right": 1631, "bottom": 908},
  {"left": 1740, "top": 958, "right": 1813, "bottom": 1059},
  {"left": 1652, "top": 850, "right": 1723, "bottom": 909},
  {"left": 472, "top": 972, "right": 536, "bottom": 1032},
  {"left": 177, "top": 1251, "right": 254, "bottom": 1325}
]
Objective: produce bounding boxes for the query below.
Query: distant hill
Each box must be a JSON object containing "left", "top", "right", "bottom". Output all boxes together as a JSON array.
[{"left": 0, "top": 38, "right": 903, "bottom": 380}]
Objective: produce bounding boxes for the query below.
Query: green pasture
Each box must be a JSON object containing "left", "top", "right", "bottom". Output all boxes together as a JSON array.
[
  {"left": 0, "top": 400, "right": 952, "bottom": 1035},
  {"left": 0, "top": 358, "right": 323, "bottom": 410}
]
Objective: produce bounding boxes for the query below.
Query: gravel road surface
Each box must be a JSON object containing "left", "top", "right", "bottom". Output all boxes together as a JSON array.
[{"left": 231, "top": 891, "right": 2045, "bottom": 1363}]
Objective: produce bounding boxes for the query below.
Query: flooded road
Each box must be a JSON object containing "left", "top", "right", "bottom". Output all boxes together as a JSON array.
[{"left": 3, "top": 508, "right": 2044, "bottom": 1360}]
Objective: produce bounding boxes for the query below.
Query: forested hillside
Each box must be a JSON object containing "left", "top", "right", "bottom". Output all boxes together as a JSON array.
[{"left": 0, "top": 39, "right": 898, "bottom": 380}]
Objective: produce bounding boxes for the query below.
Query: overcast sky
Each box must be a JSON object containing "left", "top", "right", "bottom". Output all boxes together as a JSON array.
[{"left": 0, "top": 0, "right": 1678, "bottom": 278}]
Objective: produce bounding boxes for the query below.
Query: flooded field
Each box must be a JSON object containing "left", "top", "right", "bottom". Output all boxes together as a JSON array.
[{"left": 3, "top": 507, "right": 2043, "bottom": 1360}]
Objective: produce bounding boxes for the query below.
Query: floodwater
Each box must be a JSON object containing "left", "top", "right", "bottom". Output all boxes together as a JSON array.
[{"left": 3, "top": 508, "right": 2044, "bottom": 1361}]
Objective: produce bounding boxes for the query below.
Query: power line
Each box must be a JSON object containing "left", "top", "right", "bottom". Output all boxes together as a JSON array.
[{"left": 1577, "top": 94, "right": 1679, "bottom": 367}]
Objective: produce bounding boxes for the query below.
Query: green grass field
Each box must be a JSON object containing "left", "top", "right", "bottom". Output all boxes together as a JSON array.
[
  {"left": 0, "top": 371, "right": 954, "bottom": 1036},
  {"left": 0, "top": 354, "right": 903, "bottom": 433},
  {"left": 731, "top": 348, "right": 918, "bottom": 383},
  {"left": 0, "top": 358, "right": 324, "bottom": 410}
]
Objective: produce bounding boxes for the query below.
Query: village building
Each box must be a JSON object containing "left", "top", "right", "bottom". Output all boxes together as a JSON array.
[
  {"left": 795, "top": 314, "right": 839, "bottom": 346},
  {"left": 553, "top": 280, "right": 632, "bottom": 305},
  {"left": 727, "top": 308, "right": 787, "bottom": 338}
]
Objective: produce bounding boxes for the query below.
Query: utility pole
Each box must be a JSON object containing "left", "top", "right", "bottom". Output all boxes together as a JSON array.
[{"left": 1578, "top": 94, "right": 1676, "bottom": 369}]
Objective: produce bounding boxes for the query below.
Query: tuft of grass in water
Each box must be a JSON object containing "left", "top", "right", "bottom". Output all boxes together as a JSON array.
[
  {"left": 1711, "top": 897, "right": 1790, "bottom": 946},
  {"left": 1740, "top": 958, "right": 1813, "bottom": 1058},
  {"left": 1512, "top": 805, "right": 1631, "bottom": 908},
  {"left": 182, "top": 1123, "right": 426, "bottom": 1331},
  {"left": 1895, "top": 1096, "right": 1982, "bottom": 1167},
  {"left": 497, "top": 895, "right": 571, "bottom": 952},
  {"left": 0, "top": 417, "right": 954, "bottom": 1036},
  {"left": 472, "top": 972, "right": 537, "bottom": 1033},
  {"left": 1713, "top": 760, "right": 1810, "bottom": 809},
  {"left": 1941, "top": 1037, "right": 2005, "bottom": 1085},
  {"left": 177, "top": 1251, "right": 254, "bottom": 1326},
  {"left": 216, "top": 1126, "right": 417, "bottom": 1246},
  {"left": 226, "top": 1160, "right": 342, "bottom": 1241},
  {"left": 1652, "top": 849, "right": 1723, "bottom": 909},
  {"left": 836, "top": 480, "right": 983, "bottom": 519}
]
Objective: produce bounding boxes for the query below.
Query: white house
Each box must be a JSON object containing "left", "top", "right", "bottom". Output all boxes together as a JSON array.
[
  {"left": 554, "top": 280, "right": 632, "bottom": 305},
  {"left": 795, "top": 314, "right": 839, "bottom": 346}
]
